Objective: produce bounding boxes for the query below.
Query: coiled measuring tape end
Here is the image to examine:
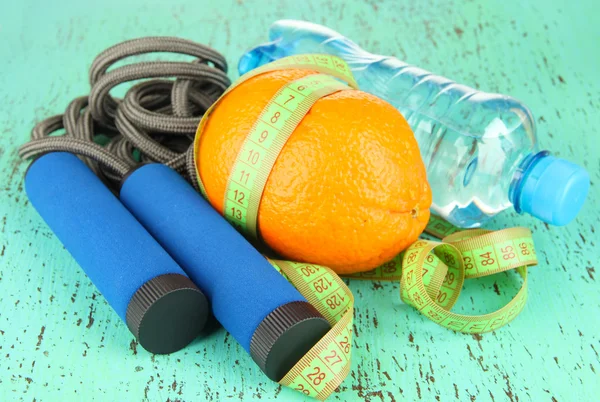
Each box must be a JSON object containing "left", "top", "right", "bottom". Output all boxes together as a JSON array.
[{"left": 250, "top": 301, "right": 331, "bottom": 382}]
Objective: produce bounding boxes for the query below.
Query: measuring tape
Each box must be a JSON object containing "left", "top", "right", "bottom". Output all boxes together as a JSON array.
[
  {"left": 348, "top": 223, "right": 536, "bottom": 332},
  {"left": 193, "top": 55, "right": 539, "bottom": 400},
  {"left": 268, "top": 258, "right": 354, "bottom": 400},
  {"left": 265, "top": 217, "right": 536, "bottom": 400},
  {"left": 222, "top": 73, "right": 352, "bottom": 239},
  {"left": 193, "top": 53, "right": 358, "bottom": 201}
]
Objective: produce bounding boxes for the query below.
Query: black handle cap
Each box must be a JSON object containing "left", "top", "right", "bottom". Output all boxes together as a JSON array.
[
  {"left": 250, "top": 301, "right": 331, "bottom": 381},
  {"left": 126, "top": 273, "right": 209, "bottom": 354}
]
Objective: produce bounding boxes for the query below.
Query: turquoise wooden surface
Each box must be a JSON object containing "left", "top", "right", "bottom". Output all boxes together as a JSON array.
[{"left": 1, "top": 0, "right": 598, "bottom": 401}]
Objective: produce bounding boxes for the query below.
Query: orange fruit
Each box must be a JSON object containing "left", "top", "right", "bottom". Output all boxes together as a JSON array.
[{"left": 197, "top": 69, "right": 431, "bottom": 274}]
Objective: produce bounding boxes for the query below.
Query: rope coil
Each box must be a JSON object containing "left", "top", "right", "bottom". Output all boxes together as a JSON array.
[{"left": 19, "top": 37, "right": 231, "bottom": 188}]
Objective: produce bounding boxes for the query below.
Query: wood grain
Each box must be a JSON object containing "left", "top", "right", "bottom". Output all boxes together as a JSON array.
[{"left": 0, "top": 0, "right": 598, "bottom": 401}]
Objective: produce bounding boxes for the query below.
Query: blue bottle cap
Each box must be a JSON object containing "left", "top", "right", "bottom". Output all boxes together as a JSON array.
[{"left": 518, "top": 154, "right": 590, "bottom": 226}]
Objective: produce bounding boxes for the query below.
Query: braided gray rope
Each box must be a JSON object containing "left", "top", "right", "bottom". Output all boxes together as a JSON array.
[
  {"left": 19, "top": 37, "right": 230, "bottom": 189},
  {"left": 20, "top": 137, "right": 133, "bottom": 177}
]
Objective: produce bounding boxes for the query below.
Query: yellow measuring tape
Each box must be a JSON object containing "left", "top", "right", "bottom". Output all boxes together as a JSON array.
[
  {"left": 193, "top": 54, "right": 358, "bottom": 200},
  {"left": 222, "top": 73, "right": 353, "bottom": 239},
  {"left": 268, "top": 258, "right": 354, "bottom": 399},
  {"left": 193, "top": 55, "right": 539, "bottom": 400}
]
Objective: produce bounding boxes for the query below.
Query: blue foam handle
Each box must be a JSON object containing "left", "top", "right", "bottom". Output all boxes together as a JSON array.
[
  {"left": 120, "top": 163, "right": 307, "bottom": 352},
  {"left": 25, "top": 153, "right": 190, "bottom": 321}
]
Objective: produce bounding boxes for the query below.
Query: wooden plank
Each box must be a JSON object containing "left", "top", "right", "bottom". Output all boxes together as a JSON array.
[{"left": 0, "top": 0, "right": 598, "bottom": 401}]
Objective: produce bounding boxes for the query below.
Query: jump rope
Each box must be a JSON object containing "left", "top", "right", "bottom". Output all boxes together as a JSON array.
[
  {"left": 21, "top": 38, "right": 538, "bottom": 400},
  {"left": 20, "top": 37, "right": 229, "bottom": 185}
]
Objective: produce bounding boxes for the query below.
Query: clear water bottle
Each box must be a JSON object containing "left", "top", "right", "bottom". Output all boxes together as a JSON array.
[{"left": 238, "top": 20, "right": 590, "bottom": 228}]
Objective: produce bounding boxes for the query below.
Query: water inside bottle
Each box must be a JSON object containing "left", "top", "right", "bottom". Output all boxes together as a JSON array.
[{"left": 241, "top": 29, "right": 539, "bottom": 228}]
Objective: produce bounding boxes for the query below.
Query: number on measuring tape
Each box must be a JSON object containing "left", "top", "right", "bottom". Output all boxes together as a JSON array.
[
  {"left": 313, "top": 277, "right": 332, "bottom": 293},
  {"left": 226, "top": 205, "right": 246, "bottom": 223},
  {"left": 323, "top": 350, "right": 343, "bottom": 366},
  {"left": 443, "top": 272, "right": 455, "bottom": 286},
  {"left": 381, "top": 260, "right": 397, "bottom": 274},
  {"left": 442, "top": 251, "right": 456, "bottom": 265},
  {"left": 501, "top": 246, "right": 515, "bottom": 260},
  {"left": 301, "top": 265, "right": 320, "bottom": 278},
  {"left": 479, "top": 251, "right": 495, "bottom": 266},
  {"left": 245, "top": 148, "right": 264, "bottom": 166},
  {"left": 299, "top": 363, "right": 329, "bottom": 394},
  {"left": 249, "top": 122, "right": 277, "bottom": 148},
  {"left": 463, "top": 255, "right": 474, "bottom": 270},
  {"left": 436, "top": 290, "right": 448, "bottom": 304},
  {"left": 307, "top": 366, "right": 326, "bottom": 386},
  {"left": 406, "top": 251, "right": 418, "bottom": 264},
  {"left": 337, "top": 335, "right": 350, "bottom": 354},
  {"left": 294, "top": 383, "right": 310, "bottom": 396},
  {"left": 326, "top": 293, "right": 344, "bottom": 309}
]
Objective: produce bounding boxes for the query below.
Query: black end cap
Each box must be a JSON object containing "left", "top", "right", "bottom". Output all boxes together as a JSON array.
[
  {"left": 250, "top": 301, "right": 331, "bottom": 382},
  {"left": 126, "top": 273, "right": 209, "bottom": 354}
]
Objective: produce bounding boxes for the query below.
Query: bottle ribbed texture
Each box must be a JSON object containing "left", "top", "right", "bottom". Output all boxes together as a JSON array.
[
  {"left": 125, "top": 273, "right": 200, "bottom": 338},
  {"left": 250, "top": 301, "right": 323, "bottom": 372}
]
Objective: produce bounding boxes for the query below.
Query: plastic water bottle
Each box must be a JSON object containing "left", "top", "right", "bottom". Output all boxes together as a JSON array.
[{"left": 238, "top": 20, "right": 590, "bottom": 228}]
